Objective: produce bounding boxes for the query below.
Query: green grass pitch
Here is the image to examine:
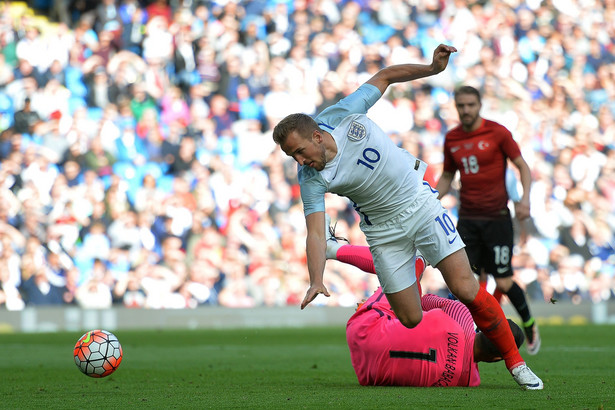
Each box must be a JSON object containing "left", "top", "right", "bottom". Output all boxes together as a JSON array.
[{"left": 0, "top": 324, "right": 613, "bottom": 409}]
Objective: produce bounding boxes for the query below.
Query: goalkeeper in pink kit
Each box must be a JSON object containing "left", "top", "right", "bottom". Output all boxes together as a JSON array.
[
  {"left": 347, "top": 286, "right": 523, "bottom": 387},
  {"left": 335, "top": 232, "right": 525, "bottom": 387}
]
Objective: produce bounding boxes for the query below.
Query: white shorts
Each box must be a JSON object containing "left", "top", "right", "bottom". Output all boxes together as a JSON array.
[{"left": 361, "top": 194, "right": 465, "bottom": 294}]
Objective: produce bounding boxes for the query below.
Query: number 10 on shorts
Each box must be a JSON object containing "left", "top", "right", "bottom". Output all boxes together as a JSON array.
[{"left": 435, "top": 213, "right": 456, "bottom": 235}]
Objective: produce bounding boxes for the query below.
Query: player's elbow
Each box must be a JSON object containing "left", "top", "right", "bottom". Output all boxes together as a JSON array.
[{"left": 397, "top": 310, "right": 423, "bottom": 329}]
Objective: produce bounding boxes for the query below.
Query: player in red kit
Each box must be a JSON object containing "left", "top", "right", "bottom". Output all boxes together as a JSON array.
[{"left": 435, "top": 86, "right": 540, "bottom": 355}]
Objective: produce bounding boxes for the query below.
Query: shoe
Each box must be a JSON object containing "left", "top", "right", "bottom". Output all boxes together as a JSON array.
[
  {"left": 511, "top": 364, "right": 543, "bottom": 390},
  {"left": 325, "top": 214, "right": 347, "bottom": 259},
  {"left": 525, "top": 322, "right": 541, "bottom": 355}
]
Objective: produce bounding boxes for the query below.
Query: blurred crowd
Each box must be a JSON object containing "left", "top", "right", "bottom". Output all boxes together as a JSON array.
[{"left": 0, "top": 0, "right": 613, "bottom": 311}]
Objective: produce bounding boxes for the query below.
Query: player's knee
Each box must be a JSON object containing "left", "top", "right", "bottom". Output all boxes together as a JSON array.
[
  {"left": 397, "top": 310, "right": 423, "bottom": 329},
  {"left": 448, "top": 273, "right": 481, "bottom": 304},
  {"left": 450, "top": 280, "right": 481, "bottom": 304},
  {"left": 453, "top": 289, "right": 476, "bottom": 304},
  {"left": 495, "top": 277, "right": 513, "bottom": 293}
]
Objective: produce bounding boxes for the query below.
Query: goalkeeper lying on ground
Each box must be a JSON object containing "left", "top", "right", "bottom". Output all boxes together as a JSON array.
[{"left": 329, "top": 226, "right": 525, "bottom": 387}]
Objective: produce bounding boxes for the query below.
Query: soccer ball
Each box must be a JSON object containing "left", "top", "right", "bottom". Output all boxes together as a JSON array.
[{"left": 73, "top": 329, "right": 123, "bottom": 378}]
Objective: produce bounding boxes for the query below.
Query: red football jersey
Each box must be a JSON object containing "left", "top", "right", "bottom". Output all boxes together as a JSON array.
[{"left": 443, "top": 119, "right": 522, "bottom": 218}]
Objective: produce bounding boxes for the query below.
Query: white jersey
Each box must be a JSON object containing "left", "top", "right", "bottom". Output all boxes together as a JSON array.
[{"left": 299, "top": 84, "right": 431, "bottom": 225}]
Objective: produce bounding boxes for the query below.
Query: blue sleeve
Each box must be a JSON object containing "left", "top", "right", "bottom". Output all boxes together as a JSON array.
[
  {"left": 315, "top": 84, "right": 382, "bottom": 132},
  {"left": 298, "top": 167, "right": 327, "bottom": 216}
]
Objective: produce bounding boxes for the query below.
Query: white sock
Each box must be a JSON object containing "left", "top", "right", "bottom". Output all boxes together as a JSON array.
[{"left": 326, "top": 240, "right": 343, "bottom": 260}]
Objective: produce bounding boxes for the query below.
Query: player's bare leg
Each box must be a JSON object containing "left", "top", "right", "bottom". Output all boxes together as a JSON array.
[{"left": 385, "top": 283, "right": 423, "bottom": 328}]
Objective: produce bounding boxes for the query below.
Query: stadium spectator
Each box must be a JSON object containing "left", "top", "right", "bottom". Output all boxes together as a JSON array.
[
  {"left": 21, "top": 149, "right": 59, "bottom": 203},
  {"left": 167, "top": 134, "right": 197, "bottom": 176},
  {"left": 84, "top": 65, "right": 120, "bottom": 109},
  {"left": 38, "top": 114, "right": 69, "bottom": 163},
  {"left": 12, "top": 97, "right": 41, "bottom": 135},
  {"left": 138, "top": 259, "right": 185, "bottom": 309},
  {"left": 19, "top": 268, "right": 70, "bottom": 305},
  {"left": 271, "top": 44, "right": 542, "bottom": 389},
  {"left": 94, "top": 0, "right": 121, "bottom": 34},
  {"left": 558, "top": 209, "right": 594, "bottom": 261},
  {"left": 15, "top": 26, "right": 46, "bottom": 73},
  {"left": 78, "top": 221, "right": 110, "bottom": 264},
  {"left": 107, "top": 210, "right": 141, "bottom": 258},
  {"left": 84, "top": 136, "right": 115, "bottom": 177},
  {"left": 0, "top": 34, "right": 17, "bottom": 81},
  {"left": 120, "top": 6, "right": 146, "bottom": 56},
  {"left": 73, "top": 16, "right": 99, "bottom": 59},
  {"left": 75, "top": 258, "right": 113, "bottom": 309},
  {"left": 115, "top": 127, "right": 145, "bottom": 165},
  {"left": 1, "top": 151, "right": 24, "bottom": 194},
  {"left": 133, "top": 173, "right": 165, "bottom": 214},
  {"left": 160, "top": 85, "right": 190, "bottom": 128},
  {"left": 130, "top": 82, "right": 157, "bottom": 123},
  {"left": 181, "top": 261, "right": 221, "bottom": 307},
  {"left": 114, "top": 268, "right": 147, "bottom": 308},
  {"left": 217, "top": 258, "right": 256, "bottom": 308},
  {"left": 0, "top": 255, "right": 25, "bottom": 309},
  {"left": 146, "top": 0, "right": 172, "bottom": 26}
]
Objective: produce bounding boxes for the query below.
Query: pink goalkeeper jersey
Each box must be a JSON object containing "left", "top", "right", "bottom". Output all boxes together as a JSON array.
[{"left": 346, "top": 288, "right": 480, "bottom": 387}]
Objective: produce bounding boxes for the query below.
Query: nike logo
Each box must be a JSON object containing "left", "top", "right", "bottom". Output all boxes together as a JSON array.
[
  {"left": 450, "top": 146, "right": 461, "bottom": 153},
  {"left": 82, "top": 332, "right": 92, "bottom": 344},
  {"left": 497, "top": 267, "right": 509, "bottom": 274},
  {"left": 448, "top": 236, "right": 458, "bottom": 244}
]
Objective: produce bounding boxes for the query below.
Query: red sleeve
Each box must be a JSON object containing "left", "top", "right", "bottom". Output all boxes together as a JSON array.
[{"left": 498, "top": 126, "right": 522, "bottom": 161}]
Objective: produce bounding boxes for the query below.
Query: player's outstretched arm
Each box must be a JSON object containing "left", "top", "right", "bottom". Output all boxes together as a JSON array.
[
  {"left": 366, "top": 44, "right": 457, "bottom": 94},
  {"left": 302, "top": 211, "right": 330, "bottom": 309}
]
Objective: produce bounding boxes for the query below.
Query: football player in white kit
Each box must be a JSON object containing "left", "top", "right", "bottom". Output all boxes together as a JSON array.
[{"left": 272, "top": 44, "right": 542, "bottom": 390}]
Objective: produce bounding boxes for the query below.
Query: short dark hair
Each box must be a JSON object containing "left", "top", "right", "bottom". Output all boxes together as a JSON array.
[
  {"left": 272, "top": 113, "right": 319, "bottom": 145},
  {"left": 454, "top": 85, "right": 481, "bottom": 104},
  {"left": 477, "top": 319, "right": 525, "bottom": 361}
]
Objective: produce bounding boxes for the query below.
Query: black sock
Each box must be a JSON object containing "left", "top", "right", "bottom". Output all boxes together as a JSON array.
[{"left": 504, "top": 281, "right": 532, "bottom": 325}]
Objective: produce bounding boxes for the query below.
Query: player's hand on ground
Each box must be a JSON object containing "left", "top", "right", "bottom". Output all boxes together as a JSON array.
[
  {"left": 301, "top": 284, "right": 330, "bottom": 309},
  {"left": 431, "top": 44, "right": 457, "bottom": 73}
]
